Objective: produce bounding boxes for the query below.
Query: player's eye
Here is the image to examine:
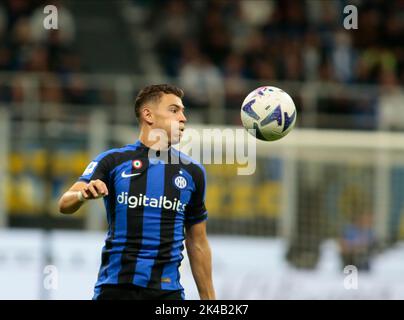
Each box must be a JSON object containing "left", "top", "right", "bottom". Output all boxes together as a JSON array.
[{"left": 170, "top": 109, "right": 178, "bottom": 113}]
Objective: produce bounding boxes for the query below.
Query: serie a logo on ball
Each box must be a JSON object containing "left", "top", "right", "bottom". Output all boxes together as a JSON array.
[{"left": 240, "top": 86, "right": 297, "bottom": 141}]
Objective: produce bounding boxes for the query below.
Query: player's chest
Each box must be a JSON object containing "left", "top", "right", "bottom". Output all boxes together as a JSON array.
[{"left": 111, "top": 158, "right": 195, "bottom": 196}]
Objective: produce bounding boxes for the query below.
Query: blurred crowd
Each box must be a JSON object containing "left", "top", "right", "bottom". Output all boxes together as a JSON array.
[
  {"left": 0, "top": 0, "right": 403, "bottom": 128},
  {"left": 149, "top": 0, "right": 404, "bottom": 80},
  {"left": 0, "top": 0, "right": 76, "bottom": 72},
  {"left": 0, "top": 0, "right": 104, "bottom": 109},
  {"left": 144, "top": 0, "right": 404, "bottom": 128}
]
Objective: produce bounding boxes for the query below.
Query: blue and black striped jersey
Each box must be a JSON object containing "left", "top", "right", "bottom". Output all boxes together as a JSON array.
[{"left": 78, "top": 140, "right": 208, "bottom": 298}]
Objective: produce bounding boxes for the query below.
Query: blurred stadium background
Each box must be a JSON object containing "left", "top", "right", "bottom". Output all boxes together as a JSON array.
[{"left": 1, "top": 0, "right": 404, "bottom": 299}]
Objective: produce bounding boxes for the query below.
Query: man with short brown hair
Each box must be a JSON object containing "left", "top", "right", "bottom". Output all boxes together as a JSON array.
[{"left": 58, "top": 84, "right": 215, "bottom": 300}]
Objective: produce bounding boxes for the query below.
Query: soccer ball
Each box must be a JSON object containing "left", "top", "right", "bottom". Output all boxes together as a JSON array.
[{"left": 240, "top": 86, "right": 297, "bottom": 141}]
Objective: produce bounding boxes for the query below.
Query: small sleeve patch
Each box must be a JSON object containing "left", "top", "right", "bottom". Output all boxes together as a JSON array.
[{"left": 82, "top": 161, "right": 98, "bottom": 176}]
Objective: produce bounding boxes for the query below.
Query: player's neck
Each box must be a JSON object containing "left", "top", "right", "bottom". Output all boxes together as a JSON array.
[{"left": 138, "top": 129, "right": 171, "bottom": 151}]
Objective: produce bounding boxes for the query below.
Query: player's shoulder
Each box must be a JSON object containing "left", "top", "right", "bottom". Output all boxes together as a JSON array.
[{"left": 92, "top": 144, "right": 141, "bottom": 162}]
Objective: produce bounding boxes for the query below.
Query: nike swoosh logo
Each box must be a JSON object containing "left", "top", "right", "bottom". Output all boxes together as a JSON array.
[{"left": 121, "top": 171, "right": 141, "bottom": 178}]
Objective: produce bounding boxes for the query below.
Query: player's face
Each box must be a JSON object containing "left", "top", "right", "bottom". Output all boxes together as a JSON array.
[{"left": 152, "top": 94, "right": 187, "bottom": 145}]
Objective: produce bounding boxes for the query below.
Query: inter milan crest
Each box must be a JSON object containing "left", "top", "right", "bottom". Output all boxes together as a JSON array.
[{"left": 173, "top": 175, "right": 187, "bottom": 190}]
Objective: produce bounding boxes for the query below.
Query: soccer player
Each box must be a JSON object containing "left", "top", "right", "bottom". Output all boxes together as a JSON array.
[{"left": 58, "top": 84, "right": 216, "bottom": 300}]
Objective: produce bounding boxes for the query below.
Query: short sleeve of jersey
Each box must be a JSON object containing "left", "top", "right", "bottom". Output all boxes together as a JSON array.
[
  {"left": 78, "top": 151, "right": 114, "bottom": 185},
  {"left": 184, "top": 164, "right": 208, "bottom": 225}
]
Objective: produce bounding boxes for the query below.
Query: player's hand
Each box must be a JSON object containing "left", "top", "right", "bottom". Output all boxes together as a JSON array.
[{"left": 81, "top": 179, "right": 109, "bottom": 200}]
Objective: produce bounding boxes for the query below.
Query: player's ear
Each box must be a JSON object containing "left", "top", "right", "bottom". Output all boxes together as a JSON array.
[{"left": 141, "top": 106, "right": 153, "bottom": 125}]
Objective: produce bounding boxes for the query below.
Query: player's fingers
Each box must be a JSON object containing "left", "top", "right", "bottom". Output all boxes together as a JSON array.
[
  {"left": 87, "top": 183, "right": 100, "bottom": 198},
  {"left": 81, "top": 189, "right": 90, "bottom": 200},
  {"left": 93, "top": 182, "right": 107, "bottom": 196},
  {"left": 100, "top": 184, "right": 108, "bottom": 196},
  {"left": 94, "top": 180, "right": 108, "bottom": 196},
  {"left": 91, "top": 182, "right": 102, "bottom": 194}
]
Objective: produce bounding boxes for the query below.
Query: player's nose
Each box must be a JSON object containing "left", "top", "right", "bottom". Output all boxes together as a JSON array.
[{"left": 179, "top": 110, "right": 187, "bottom": 123}]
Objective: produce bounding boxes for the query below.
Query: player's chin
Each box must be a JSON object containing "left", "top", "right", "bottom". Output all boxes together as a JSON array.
[{"left": 170, "top": 132, "right": 182, "bottom": 145}]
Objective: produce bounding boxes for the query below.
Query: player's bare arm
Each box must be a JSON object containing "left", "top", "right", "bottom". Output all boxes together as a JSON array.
[
  {"left": 185, "top": 221, "right": 216, "bottom": 300},
  {"left": 58, "top": 180, "right": 108, "bottom": 214}
]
